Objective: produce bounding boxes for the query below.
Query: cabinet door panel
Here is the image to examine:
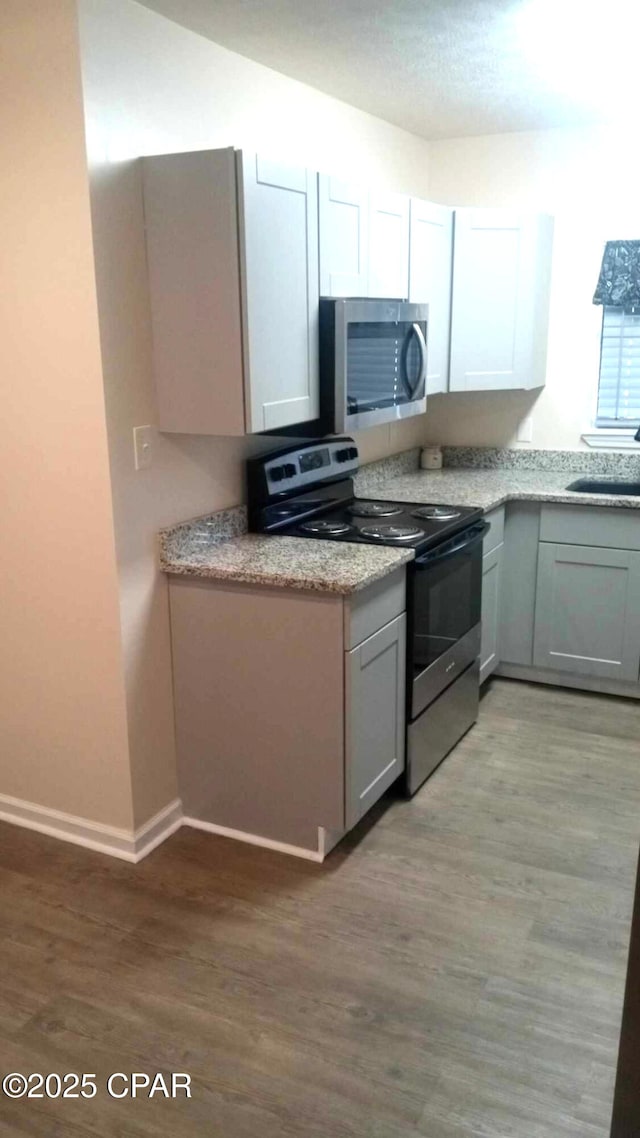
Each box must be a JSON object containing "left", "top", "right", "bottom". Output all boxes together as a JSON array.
[
  {"left": 318, "top": 175, "right": 369, "bottom": 297},
  {"left": 409, "top": 199, "right": 453, "bottom": 394},
  {"left": 142, "top": 149, "right": 246, "bottom": 435},
  {"left": 449, "top": 209, "right": 553, "bottom": 392},
  {"left": 480, "top": 543, "right": 502, "bottom": 683},
  {"left": 346, "top": 614, "right": 406, "bottom": 828},
  {"left": 368, "top": 192, "right": 410, "bottom": 300},
  {"left": 533, "top": 543, "right": 640, "bottom": 682},
  {"left": 238, "top": 152, "right": 319, "bottom": 432}
]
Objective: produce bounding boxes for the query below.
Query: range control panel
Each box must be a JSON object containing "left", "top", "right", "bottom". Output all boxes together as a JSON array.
[{"left": 264, "top": 438, "right": 358, "bottom": 495}]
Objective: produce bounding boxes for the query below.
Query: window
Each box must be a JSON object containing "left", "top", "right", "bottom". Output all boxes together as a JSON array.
[{"left": 596, "top": 306, "right": 640, "bottom": 428}]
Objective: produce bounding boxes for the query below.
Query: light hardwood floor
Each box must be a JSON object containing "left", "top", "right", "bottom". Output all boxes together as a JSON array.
[{"left": 1, "top": 678, "right": 639, "bottom": 1137}]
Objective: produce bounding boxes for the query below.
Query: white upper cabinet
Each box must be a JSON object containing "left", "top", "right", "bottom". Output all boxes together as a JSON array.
[
  {"left": 449, "top": 209, "right": 554, "bottom": 392},
  {"left": 319, "top": 181, "right": 410, "bottom": 301},
  {"left": 318, "top": 175, "right": 369, "bottom": 297},
  {"left": 143, "top": 148, "right": 319, "bottom": 435},
  {"left": 408, "top": 199, "right": 454, "bottom": 395},
  {"left": 367, "top": 191, "right": 410, "bottom": 299},
  {"left": 238, "top": 153, "right": 319, "bottom": 432}
]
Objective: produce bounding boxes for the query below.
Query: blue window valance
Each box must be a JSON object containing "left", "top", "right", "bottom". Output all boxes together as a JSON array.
[{"left": 593, "top": 240, "right": 640, "bottom": 308}]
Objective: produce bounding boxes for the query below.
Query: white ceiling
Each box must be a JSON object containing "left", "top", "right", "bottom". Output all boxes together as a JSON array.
[{"left": 137, "top": 0, "right": 611, "bottom": 140}]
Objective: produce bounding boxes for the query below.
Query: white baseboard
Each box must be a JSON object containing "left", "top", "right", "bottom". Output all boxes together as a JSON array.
[
  {"left": 0, "top": 793, "right": 327, "bottom": 864},
  {"left": 182, "top": 816, "right": 325, "bottom": 862},
  {"left": 318, "top": 826, "right": 345, "bottom": 859},
  {"left": 132, "top": 800, "right": 183, "bottom": 859},
  {"left": 0, "top": 793, "right": 182, "bottom": 863}
]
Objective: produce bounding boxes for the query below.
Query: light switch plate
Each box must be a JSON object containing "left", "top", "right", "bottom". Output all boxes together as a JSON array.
[{"left": 133, "top": 425, "right": 156, "bottom": 470}]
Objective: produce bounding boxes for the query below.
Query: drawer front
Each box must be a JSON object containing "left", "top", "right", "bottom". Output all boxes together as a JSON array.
[
  {"left": 345, "top": 567, "right": 406, "bottom": 649},
  {"left": 483, "top": 506, "right": 505, "bottom": 555},
  {"left": 407, "top": 659, "right": 479, "bottom": 795},
  {"left": 540, "top": 504, "right": 640, "bottom": 550}
]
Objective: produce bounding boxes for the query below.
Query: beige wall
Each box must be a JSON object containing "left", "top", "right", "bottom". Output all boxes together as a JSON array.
[
  {"left": 0, "top": 0, "right": 134, "bottom": 829},
  {"left": 77, "top": 0, "right": 432, "bottom": 827},
  {"left": 424, "top": 126, "right": 640, "bottom": 450}
]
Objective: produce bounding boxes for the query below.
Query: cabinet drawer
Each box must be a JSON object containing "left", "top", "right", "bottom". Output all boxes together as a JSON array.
[
  {"left": 483, "top": 506, "right": 505, "bottom": 555},
  {"left": 345, "top": 567, "right": 406, "bottom": 649},
  {"left": 540, "top": 504, "right": 640, "bottom": 551}
]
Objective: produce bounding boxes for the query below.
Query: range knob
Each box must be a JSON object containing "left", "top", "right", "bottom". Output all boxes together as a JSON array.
[
  {"left": 270, "top": 465, "right": 285, "bottom": 482},
  {"left": 335, "top": 448, "right": 351, "bottom": 463},
  {"left": 348, "top": 447, "right": 358, "bottom": 460},
  {"left": 283, "top": 463, "right": 296, "bottom": 477}
]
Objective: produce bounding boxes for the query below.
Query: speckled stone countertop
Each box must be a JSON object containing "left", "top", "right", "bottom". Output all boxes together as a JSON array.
[
  {"left": 356, "top": 446, "right": 640, "bottom": 511},
  {"left": 159, "top": 508, "right": 413, "bottom": 595},
  {"left": 356, "top": 466, "right": 640, "bottom": 512},
  {"left": 160, "top": 446, "right": 640, "bottom": 593}
]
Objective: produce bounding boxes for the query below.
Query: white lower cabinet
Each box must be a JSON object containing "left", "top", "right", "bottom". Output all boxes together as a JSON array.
[
  {"left": 169, "top": 567, "right": 407, "bottom": 859},
  {"left": 497, "top": 502, "right": 640, "bottom": 695},
  {"left": 533, "top": 543, "right": 640, "bottom": 683},
  {"left": 480, "top": 544, "right": 502, "bottom": 683},
  {"left": 346, "top": 614, "right": 406, "bottom": 829},
  {"left": 480, "top": 506, "right": 504, "bottom": 683}
]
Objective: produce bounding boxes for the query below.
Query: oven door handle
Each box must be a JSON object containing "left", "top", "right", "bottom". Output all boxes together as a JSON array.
[{"left": 414, "top": 521, "right": 489, "bottom": 568}]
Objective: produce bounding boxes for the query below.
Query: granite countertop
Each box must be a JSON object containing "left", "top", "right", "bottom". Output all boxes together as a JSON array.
[
  {"left": 356, "top": 467, "right": 640, "bottom": 513},
  {"left": 159, "top": 447, "right": 640, "bottom": 594},
  {"left": 160, "top": 511, "right": 413, "bottom": 595}
]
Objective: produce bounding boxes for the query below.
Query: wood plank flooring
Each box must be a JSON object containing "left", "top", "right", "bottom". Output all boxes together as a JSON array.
[{"left": 1, "top": 678, "right": 639, "bottom": 1137}]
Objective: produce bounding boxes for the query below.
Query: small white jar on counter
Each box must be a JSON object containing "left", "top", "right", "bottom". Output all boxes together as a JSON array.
[{"left": 420, "top": 445, "right": 443, "bottom": 470}]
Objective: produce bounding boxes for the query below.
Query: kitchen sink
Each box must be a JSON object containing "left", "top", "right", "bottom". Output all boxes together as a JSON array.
[{"left": 565, "top": 478, "right": 640, "bottom": 496}]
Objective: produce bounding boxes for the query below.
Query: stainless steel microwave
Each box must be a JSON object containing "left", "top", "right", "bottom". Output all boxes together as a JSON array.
[{"left": 319, "top": 297, "right": 428, "bottom": 433}]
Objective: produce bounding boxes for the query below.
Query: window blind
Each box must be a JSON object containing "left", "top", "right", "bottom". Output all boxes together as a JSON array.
[{"left": 596, "top": 306, "right": 640, "bottom": 427}]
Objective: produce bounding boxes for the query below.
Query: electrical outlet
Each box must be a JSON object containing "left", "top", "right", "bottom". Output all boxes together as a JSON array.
[
  {"left": 517, "top": 415, "right": 533, "bottom": 444},
  {"left": 133, "top": 425, "right": 156, "bottom": 470}
]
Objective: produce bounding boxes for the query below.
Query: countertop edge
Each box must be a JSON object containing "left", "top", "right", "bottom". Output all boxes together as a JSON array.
[
  {"left": 160, "top": 548, "right": 414, "bottom": 595},
  {"left": 474, "top": 489, "right": 640, "bottom": 513}
]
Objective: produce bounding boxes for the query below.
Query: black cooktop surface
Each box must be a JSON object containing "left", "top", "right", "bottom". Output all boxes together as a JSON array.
[{"left": 277, "top": 497, "right": 482, "bottom": 552}]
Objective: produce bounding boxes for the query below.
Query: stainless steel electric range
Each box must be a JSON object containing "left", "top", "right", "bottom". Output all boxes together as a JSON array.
[{"left": 247, "top": 438, "right": 488, "bottom": 795}]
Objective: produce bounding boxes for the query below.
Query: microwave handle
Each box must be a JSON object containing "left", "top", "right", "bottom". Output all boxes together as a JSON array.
[{"left": 401, "top": 323, "right": 427, "bottom": 399}]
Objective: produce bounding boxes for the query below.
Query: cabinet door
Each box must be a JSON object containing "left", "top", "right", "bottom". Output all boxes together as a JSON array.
[
  {"left": 238, "top": 152, "right": 319, "bottom": 432},
  {"left": 533, "top": 543, "right": 640, "bottom": 682},
  {"left": 142, "top": 148, "right": 247, "bottom": 436},
  {"left": 409, "top": 199, "right": 454, "bottom": 395},
  {"left": 318, "top": 175, "right": 369, "bottom": 297},
  {"left": 367, "top": 191, "right": 410, "bottom": 300},
  {"left": 449, "top": 209, "right": 554, "bottom": 392},
  {"left": 346, "top": 614, "right": 406, "bottom": 829},
  {"left": 480, "top": 543, "right": 502, "bottom": 683}
]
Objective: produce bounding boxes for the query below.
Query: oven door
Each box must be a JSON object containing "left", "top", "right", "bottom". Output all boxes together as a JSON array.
[
  {"left": 409, "top": 521, "right": 488, "bottom": 719},
  {"left": 335, "top": 299, "right": 428, "bottom": 432}
]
